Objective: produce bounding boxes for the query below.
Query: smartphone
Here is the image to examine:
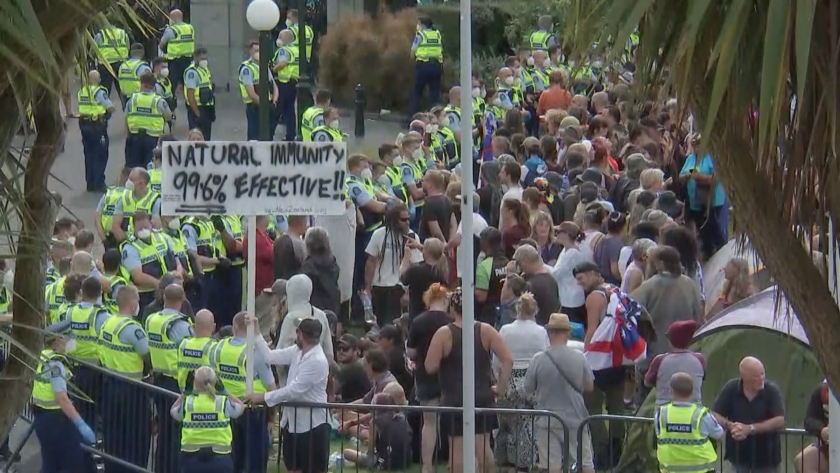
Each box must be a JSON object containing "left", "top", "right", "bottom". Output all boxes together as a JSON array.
[{"left": 424, "top": 132, "right": 431, "bottom": 147}]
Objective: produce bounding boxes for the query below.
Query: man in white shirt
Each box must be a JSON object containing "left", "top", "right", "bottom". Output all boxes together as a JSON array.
[
  {"left": 498, "top": 159, "right": 523, "bottom": 230},
  {"left": 247, "top": 317, "right": 330, "bottom": 473}
]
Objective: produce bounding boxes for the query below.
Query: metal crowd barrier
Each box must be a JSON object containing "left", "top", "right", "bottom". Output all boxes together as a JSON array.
[
  {"left": 577, "top": 414, "right": 821, "bottom": 473},
  {"left": 275, "top": 401, "right": 572, "bottom": 473}
]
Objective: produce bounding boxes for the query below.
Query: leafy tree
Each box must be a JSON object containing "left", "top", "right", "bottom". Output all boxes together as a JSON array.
[{"left": 563, "top": 0, "right": 840, "bottom": 395}]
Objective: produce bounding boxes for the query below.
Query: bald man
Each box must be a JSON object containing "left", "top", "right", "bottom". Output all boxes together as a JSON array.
[
  {"left": 273, "top": 29, "right": 300, "bottom": 141},
  {"left": 145, "top": 283, "right": 194, "bottom": 472},
  {"left": 176, "top": 309, "right": 217, "bottom": 391},
  {"left": 712, "top": 357, "right": 786, "bottom": 472},
  {"left": 78, "top": 69, "right": 115, "bottom": 192},
  {"left": 159, "top": 9, "right": 196, "bottom": 92}
]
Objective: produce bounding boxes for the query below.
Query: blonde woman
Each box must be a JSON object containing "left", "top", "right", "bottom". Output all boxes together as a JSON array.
[
  {"left": 170, "top": 366, "right": 245, "bottom": 473},
  {"left": 400, "top": 238, "right": 449, "bottom": 318},
  {"left": 721, "top": 257, "right": 756, "bottom": 308},
  {"left": 495, "top": 293, "right": 549, "bottom": 471},
  {"left": 627, "top": 167, "right": 665, "bottom": 209},
  {"left": 530, "top": 210, "right": 561, "bottom": 265}
]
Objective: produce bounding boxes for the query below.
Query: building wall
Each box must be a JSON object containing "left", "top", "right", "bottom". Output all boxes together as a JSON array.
[{"left": 190, "top": 0, "right": 252, "bottom": 92}]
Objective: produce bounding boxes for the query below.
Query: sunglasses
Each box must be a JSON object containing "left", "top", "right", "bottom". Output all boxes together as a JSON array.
[{"left": 337, "top": 345, "right": 353, "bottom": 352}]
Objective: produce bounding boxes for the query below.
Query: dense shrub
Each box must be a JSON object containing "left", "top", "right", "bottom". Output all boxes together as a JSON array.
[
  {"left": 319, "top": 10, "right": 417, "bottom": 111},
  {"left": 417, "top": 3, "right": 513, "bottom": 59},
  {"left": 319, "top": 4, "right": 517, "bottom": 112},
  {"left": 503, "top": 0, "right": 570, "bottom": 50}
]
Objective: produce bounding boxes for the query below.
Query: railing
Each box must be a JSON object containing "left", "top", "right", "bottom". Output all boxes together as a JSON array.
[
  {"left": 1, "top": 357, "right": 825, "bottom": 473},
  {"left": 577, "top": 414, "right": 822, "bottom": 473}
]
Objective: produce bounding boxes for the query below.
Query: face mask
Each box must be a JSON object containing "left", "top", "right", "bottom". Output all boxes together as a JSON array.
[
  {"left": 481, "top": 88, "right": 487, "bottom": 98},
  {"left": 360, "top": 168, "right": 373, "bottom": 180},
  {"left": 125, "top": 179, "right": 135, "bottom": 192},
  {"left": 416, "top": 24, "right": 422, "bottom": 32},
  {"left": 492, "top": 97, "right": 502, "bottom": 106},
  {"left": 65, "top": 339, "right": 77, "bottom": 353},
  {"left": 471, "top": 87, "right": 480, "bottom": 98},
  {"left": 276, "top": 37, "right": 283, "bottom": 47},
  {"left": 504, "top": 76, "right": 515, "bottom": 86},
  {"left": 592, "top": 60, "right": 604, "bottom": 69},
  {"left": 286, "top": 19, "right": 294, "bottom": 27},
  {"left": 413, "top": 148, "right": 424, "bottom": 160},
  {"left": 377, "top": 174, "right": 391, "bottom": 186},
  {"left": 527, "top": 57, "right": 535, "bottom": 66},
  {"left": 425, "top": 124, "right": 433, "bottom": 133},
  {"left": 568, "top": 60, "right": 576, "bottom": 68},
  {"left": 253, "top": 52, "right": 260, "bottom": 62},
  {"left": 543, "top": 58, "right": 551, "bottom": 68},
  {"left": 329, "top": 120, "right": 340, "bottom": 129},
  {"left": 136, "top": 228, "right": 152, "bottom": 240},
  {"left": 168, "top": 218, "right": 181, "bottom": 231},
  {"left": 133, "top": 303, "right": 140, "bottom": 318},
  {"left": 441, "top": 117, "right": 450, "bottom": 127},
  {"left": 431, "top": 124, "right": 439, "bottom": 133},
  {"left": 392, "top": 156, "right": 403, "bottom": 167},
  {"left": 160, "top": 67, "right": 170, "bottom": 78},
  {"left": 198, "top": 59, "right": 209, "bottom": 68}
]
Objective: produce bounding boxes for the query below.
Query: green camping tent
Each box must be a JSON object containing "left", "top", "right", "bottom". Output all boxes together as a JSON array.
[{"left": 612, "top": 287, "right": 823, "bottom": 473}]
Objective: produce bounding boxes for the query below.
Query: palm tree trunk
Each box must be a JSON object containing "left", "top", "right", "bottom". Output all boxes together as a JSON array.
[{"left": 0, "top": 87, "right": 63, "bottom": 442}]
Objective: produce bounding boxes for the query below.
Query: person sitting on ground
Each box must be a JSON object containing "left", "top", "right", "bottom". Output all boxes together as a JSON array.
[
  {"left": 342, "top": 393, "right": 413, "bottom": 470},
  {"left": 339, "top": 348, "right": 397, "bottom": 441}
]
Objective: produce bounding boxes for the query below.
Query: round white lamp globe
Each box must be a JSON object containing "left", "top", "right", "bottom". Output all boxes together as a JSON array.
[{"left": 246, "top": 0, "right": 280, "bottom": 31}]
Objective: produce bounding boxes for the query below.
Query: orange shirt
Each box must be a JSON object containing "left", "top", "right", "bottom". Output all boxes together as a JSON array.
[{"left": 537, "top": 87, "right": 572, "bottom": 117}]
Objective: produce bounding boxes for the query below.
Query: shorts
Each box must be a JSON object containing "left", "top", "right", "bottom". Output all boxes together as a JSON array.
[
  {"left": 439, "top": 410, "right": 498, "bottom": 438},
  {"left": 536, "top": 424, "right": 593, "bottom": 471},
  {"left": 282, "top": 423, "right": 330, "bottom": 473}
]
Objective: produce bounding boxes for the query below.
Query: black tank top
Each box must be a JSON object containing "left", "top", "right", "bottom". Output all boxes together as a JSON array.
[{"left": 439, "top": 323, "right": 495, "bottom": 408}]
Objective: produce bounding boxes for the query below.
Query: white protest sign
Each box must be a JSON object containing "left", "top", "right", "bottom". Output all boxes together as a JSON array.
[{"left": 161, "top": 141, "right": 347, "bottom": 216}]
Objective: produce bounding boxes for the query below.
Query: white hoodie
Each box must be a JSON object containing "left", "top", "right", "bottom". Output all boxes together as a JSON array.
[{"left": 276, "top": 274, "right": 334, "bottom": 361}]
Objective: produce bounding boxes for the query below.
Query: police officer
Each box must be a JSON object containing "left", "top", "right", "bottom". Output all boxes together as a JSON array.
[
  {"left": 78, "top": 70, "right": 115, "bottom": 192},
  {"left": 32, "top": 331, "right": 97, "bottom": 473},
  {"left": 96, "top": 167, "right": 131, "bottom": 251},
  {"left": 310, "top": 107, "right": 344, "bottom": 142},
  {"left": 346, "top": 154, "right": 387, "bottom": 310},
  {"left": 159, "top": 9, "right": 196, "bottom": 92},
  {"left": 214, "top": 215, "right": 244, "bottom": 327},
  {"left": 399, "top": 132, "right": 428, "bottom": 231},
  {"left": 148, "top": 146, "right": 163, "bottom": 194},
  {"left": 98, "top": 284, "right": 152, "bottom": 473},
  {"left": 211, "top": 312, "right": 277, "bottom": 473},
  {"left": 125, "top": 73, "right": 171, "bottom": 168},
  {"left": 444, "top": 86, "right": 475, "bottom": 145},
  {"left": 182, "top": 216, "right": 229, "bottom": 314},
  {"left": 0, "top": 260, "right": 9, "bottom": 316},
  {"left": 378, "top": 144, "right": 409, "bottom": 203},
  {"left": 529, "top": 15, "right": 557, "bottom": 52},
  {"left": 172, "top": 366, "right": 245, "bottom": 473},
  {"left": 161, "top": 215, "right": 199, "bottom": 301},
  {"left": 655, "top": 373, "right": 724, "bottom": 473},
  {"left": 101, "top": 248, "right": 128, "bottom": 314},
  {"left": 272, "top": 29, "right": 299, "bottom": 142},
  {"left": 119, "top": 211, "right": 181, "bottom": 311},
  {"left": 286, "top": 9, "right": 313, "bottom": 60},
  {"left": 410, "top": 15, "right": 443, "bottom": 117},
  {"left": 118, "top": 43, "right": 151, "bottom": 109},
  {"left": 184, "top": 47, "right": 216, "bottom": 140},
  {"left": 47, "top": 276, "right": 109, "bottom": 448},
  {"left": 177, "top": 309, "right": 217, "bottom": 392},
  {"left": 145, "top": 284, "right": 195, "bottom": 473},
  {"left": 94, "top": 26, "right": 130, "bottom": 98},
  {"left": 430, "top": 105, "right": 458, "bottom": 164},
  {"left": 300, "top": 89, "right": 331, "bottom": 142},
  {"left": 240, "top": 40, "right": 278, "bottom": 141},
  {"left": 531, "top": 51, "right": 551, "bottom": 93},
  {"left": 152, "top": 58, "right": 176, "bottom": 132},
  {"left": 111, "top": 167, "right": 161, "bottom": 244}
]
